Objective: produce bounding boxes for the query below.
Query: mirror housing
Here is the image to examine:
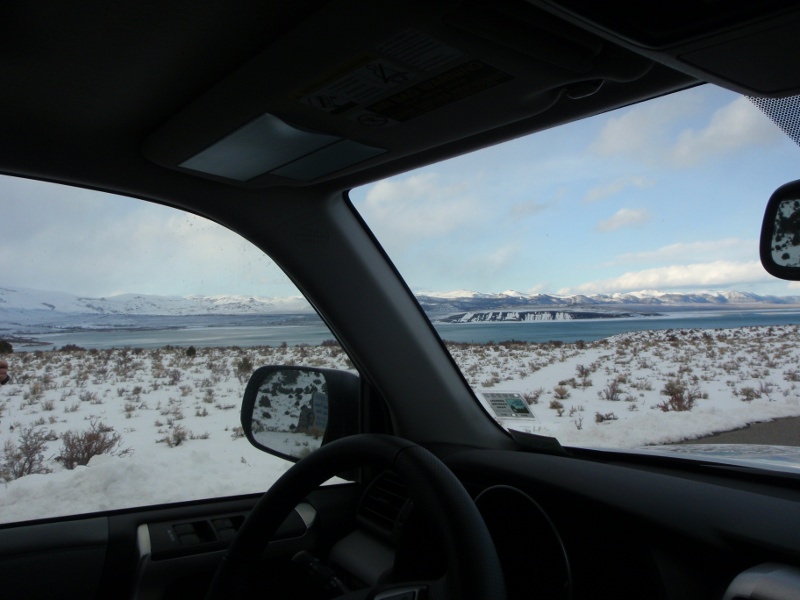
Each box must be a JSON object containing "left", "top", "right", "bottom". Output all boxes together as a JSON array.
[
  {"left": 241, "top": 365, "right": 359, "bottom": 462},
  {"left": 761, "top": 179, "right": 800, "bottom": 280}
]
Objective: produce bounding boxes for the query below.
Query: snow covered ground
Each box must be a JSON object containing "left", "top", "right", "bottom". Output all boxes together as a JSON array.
[{"left": 2, "top": 324, "right": 800, "bottom": 524}]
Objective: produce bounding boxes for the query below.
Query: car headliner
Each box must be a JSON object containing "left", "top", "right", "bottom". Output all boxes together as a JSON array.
[
  {"left": 3, "top": 0, "right": 800, "bottom": 449},
  {"left": 6, "top": 0, "right": 799, "bottom": 199}
]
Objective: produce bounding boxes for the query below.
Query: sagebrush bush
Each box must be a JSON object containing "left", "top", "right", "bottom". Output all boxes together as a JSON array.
[
  {"left": 595, "top": 411, "right": 618, "bottom": 424},
  {"left": 552, "top": 385, "right": 570, "bottom": 400},
  {"left": 598, "top": 379, "right": 622, "bottom": 401},
  {"left": 656, "top": 379, "right": 701, "bottom": 412},
  {"left": 58, "top": 420, "right": 127, "bottom": 469},
  {"left": 235, "top": 356, "right": 254, "bottom": 383},
  {"left": 1, "top": 426, "right": 53, "bottom": 481},
  {"left": 157, "top": 422, "right": 189, "bottom": 447}
]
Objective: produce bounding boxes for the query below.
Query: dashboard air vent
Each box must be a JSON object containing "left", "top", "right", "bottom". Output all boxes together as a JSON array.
[{"left": 357, "top": 471, "right": 410, "bottom": 537}]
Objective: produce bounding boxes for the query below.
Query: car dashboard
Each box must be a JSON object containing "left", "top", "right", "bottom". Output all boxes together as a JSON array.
[{"left": 4, "top": 446, "right": 800, "bottom": 600}]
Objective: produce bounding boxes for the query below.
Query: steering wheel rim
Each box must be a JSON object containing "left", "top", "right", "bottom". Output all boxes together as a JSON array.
[{"left": 206, "top": 434, "right": 506, "bottom": 600}]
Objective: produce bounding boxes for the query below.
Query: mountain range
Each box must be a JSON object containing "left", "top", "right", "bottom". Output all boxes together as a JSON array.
[
  {"left": 416, "top": 289, "right": 800, "bottom": 313},
  {"left": 3, "top": 286, "right": 800, "bottom": 319}
]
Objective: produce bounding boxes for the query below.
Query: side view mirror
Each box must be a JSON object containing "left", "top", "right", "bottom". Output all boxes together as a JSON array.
[
  {"left": 761, "top": 179, "right": 800, "bottom": 280},
  {"left": 240, "top": 365, "right": 359, "bottom": 462}
]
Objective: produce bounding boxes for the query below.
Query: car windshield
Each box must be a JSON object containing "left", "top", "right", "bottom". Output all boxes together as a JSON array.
[{"left": 351, "top": 84, "right": 800, "bottom": 454}]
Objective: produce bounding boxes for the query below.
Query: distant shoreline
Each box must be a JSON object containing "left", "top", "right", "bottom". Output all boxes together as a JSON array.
[{"left": 1, "top": 307, "right": 798, "bottom": 351}]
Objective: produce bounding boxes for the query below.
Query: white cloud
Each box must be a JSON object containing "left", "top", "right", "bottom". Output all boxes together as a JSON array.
[
  {"left": 596, "top": 208, "right": 650, "bottom": 232},
  {"left": 588, "top": 93, "right": 697, "bottom": 160},
  {"left": 360, "top": 173, "right": 484, "bottom": 245},
  {"left": 588, "top": 93, "right": 783, "bottom": 167},
  {"left": 670, "top": 97, "right": 783, "bottom": 167},
  {"left": 561, "top": 260, "right": 771, "bottom": 294},
  {"left": 465, "top": 243, "right": 519, "bottom": 274},
  {"left": 525, "top": 282, "right": 551, "bottom": 295},
  {"left": 0, "top": 179, "right": 287, "bottom": 297},
  {"left": 612, "top": 238, "right": 756, "bottom": 265},
  {"left": 583, "top": 176, "right": 655, "bottom": 203},
  {"left": 509, "top": 200, "right": 550, "bottom": 218}
]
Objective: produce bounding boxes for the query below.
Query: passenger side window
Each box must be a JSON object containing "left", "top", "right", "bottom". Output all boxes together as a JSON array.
[{"left": 0, "top": 176, "right": 353, "bottom": 525}]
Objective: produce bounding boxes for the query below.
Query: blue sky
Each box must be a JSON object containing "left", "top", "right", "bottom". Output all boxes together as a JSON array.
[
  {"left": 351, "top": 85, "right": 800, "bottom": 296},
  {"left": 1, "top": 84, "right": 799, "bottom": 299}
]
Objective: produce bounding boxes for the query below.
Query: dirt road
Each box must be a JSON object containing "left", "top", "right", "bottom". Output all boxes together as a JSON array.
[{"left": 678, "top": 416, "right": 800, "bottom": 446}]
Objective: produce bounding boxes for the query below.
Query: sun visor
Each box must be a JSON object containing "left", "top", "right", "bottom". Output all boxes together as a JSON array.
[{"left": 535, "top": 0, "right": 800, "bottom": 97}]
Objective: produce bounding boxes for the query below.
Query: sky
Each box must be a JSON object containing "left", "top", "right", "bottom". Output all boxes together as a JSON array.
[
  {"left": 350, "top": 85, "right": 800, "bottom": 297},
  {"left": 1, "top": 84, "right": 799, "bottom": 299}
]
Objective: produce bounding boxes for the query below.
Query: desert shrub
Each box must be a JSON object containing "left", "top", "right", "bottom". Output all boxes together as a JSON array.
[
  {"left": 157, "top": 422, "right": 189, "bottom": 447},
  {"left": 23, "top": 383, "right": 45, "bottom": 404},
  {"left": 0, "top": 340, "right": 13, "bottom": 354},
  {"left": 552, "top": 385, "right": 570, "bottom": 400},
  {"left": 598, "top": 379, "right": 622, "bottom": 401},
  {"left": 58, "top": 344, "right": 85, "bottom": 352},
  {"left": 656, "top": 379, "right": 700, "bottom": 412},
  {"left": 736, "top": 386, "right": 761, "bottom": 402},
  {"left": 185, "top": 345, "right": 197, "bottom": 358},
  {"left": 58, "top": 420, "right": 127, "bottom": 470},
  {"left": 235, "top": 356, "right": 254, "bottom": 383},
  {"left": 784, "top": 369, "right": 800, "bottom": 382},
  {"left": 595, "top": 412, "right": 618, "bottom": 424},
  {"left": 168, "top": 369, "right": 182, "bottom": 386},
  {"left": 524, "top": 388, "right": 544, "bottom": 405},
  {"left": 79, "top": 390, "right": 99, "bottom": 403},
  {"left": 1, "top": 426, "right": 53, "bottom": 481}
]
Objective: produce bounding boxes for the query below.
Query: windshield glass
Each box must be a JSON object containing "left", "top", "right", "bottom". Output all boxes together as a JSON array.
[{"left": 351, "top": 85, "right": 800, "bottom": 451}]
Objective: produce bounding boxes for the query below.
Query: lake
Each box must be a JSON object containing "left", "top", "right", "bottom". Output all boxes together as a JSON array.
[{"left": 19, "top": 309, "right": 800, "bottom": 350}]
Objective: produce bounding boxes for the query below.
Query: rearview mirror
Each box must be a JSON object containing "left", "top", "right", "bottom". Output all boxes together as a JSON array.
[
  {"left": 241, "top": 365, "right": 359, "bottom": 462},
  {"left": 761, "top": 179, "right": 800, "bottom": 280}
]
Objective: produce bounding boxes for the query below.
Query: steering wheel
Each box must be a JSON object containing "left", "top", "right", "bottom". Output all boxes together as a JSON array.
[{"left": 206, "top": 434, "right": 507, "bottom": 600}]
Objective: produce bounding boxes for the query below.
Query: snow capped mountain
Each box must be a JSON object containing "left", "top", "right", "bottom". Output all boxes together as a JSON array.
[
  {"left": 2, "top": 285, "right": 800, "bottom": 324},
  {"left": 416, "top": 289, "right": 497, "bottom": 299},
  {"left": 417, "top": 289, "right": 800, "bottom": 313},
  {"left": 0, "top": 286, "right": 314, "bottom": 316},
  {"left": 499, "top": 290, "right": 528, "bottom": 297}
]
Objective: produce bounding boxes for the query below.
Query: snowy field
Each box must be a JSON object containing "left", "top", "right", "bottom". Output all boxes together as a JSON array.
[{"left": 3, "top": 324, "right": 800, "bottom": 523}]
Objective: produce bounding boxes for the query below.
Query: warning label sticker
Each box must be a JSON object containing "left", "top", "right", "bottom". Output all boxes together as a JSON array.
[
  {"left": 482, "top": 392, "right": 536, "bottom": 420},
  {"left": 377, "top": 29, "right": 463, "bottom": 72},
  {"left": 363, "top": 60, "right": 513, "bottom": 122},
  {"left": 294, "top": 32, "right": 511, "bottom": 124},
  {"left": 298, "top": 56, "right": 415, "bottom": 115}
]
